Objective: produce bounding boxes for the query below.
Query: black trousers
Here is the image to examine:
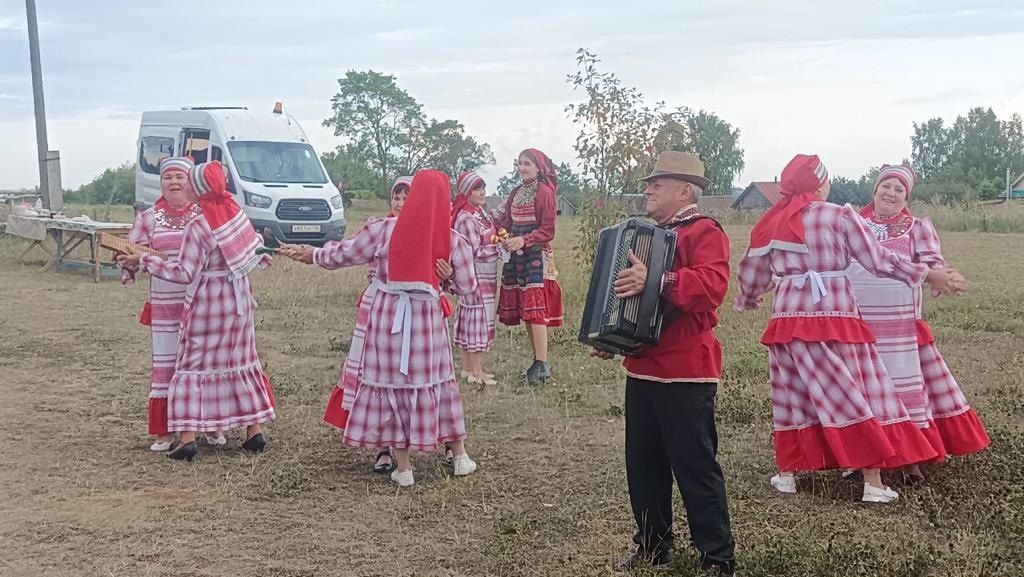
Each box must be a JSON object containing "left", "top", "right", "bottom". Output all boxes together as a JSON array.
[{"left": 625, "top": 377, "right": 735, "bottom": 564}]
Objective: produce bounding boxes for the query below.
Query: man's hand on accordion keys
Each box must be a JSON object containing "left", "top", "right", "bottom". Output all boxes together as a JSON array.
[
  {"left": 589, "top": 347, "right": 616, "bottom": 360},
  {"left": 612, "top": 250, "right": 648, "bottom": 298}
]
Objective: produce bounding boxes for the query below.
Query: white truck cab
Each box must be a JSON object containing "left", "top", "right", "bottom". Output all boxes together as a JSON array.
[{"left": 135, "top": 104, "right": 346, "bottom": 244}]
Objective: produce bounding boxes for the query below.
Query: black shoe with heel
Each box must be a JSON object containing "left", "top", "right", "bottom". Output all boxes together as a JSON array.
[
  {"left": 166, "top": 441, "right": 197, "bottom": 462},
  {"left": 241, "top": 433, "right": 266, "bottom": 453},
  {"left": 524, "top": 360, "right": 551, "bottom": 385}
]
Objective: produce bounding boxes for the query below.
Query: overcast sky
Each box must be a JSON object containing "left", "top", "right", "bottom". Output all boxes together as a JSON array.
[{"left": 2, "top": 0, "right": 1024, "bottom": 191}]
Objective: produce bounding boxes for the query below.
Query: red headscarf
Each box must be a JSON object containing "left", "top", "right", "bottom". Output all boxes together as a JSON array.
[
  {"left": 520, "top": 148, "right": 558, "bottom": 190},
  {"left": 189, "top": 161, "right": 262, "bottom": 279},
  {"left": 387, "top": 176, "right": 413, "bottom": 217},
  {"left": 747, "top": 154, "right": 829, "bottom": 257},
  {"left": 860, "top": 163, "right": 917, "bottom": 218},
  {"left": 452, "top": 171, "right": 485, "bottom": 227},
  {"left": 388, "top": 170, "right": 452, "bottom": 294}
]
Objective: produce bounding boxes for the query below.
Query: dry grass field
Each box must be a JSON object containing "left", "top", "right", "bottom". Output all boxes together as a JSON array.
[{"left": 0, "top": 202, "right": 1021, "bottom": 576}]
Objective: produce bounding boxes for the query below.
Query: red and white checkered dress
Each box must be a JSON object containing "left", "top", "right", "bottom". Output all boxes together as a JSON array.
[
  {"left": 122, "top": 204, "right": 201, "bottom": 436},
  {"left": 315, "top": 218, "right": 479, "bottom": 451},
  {"left": 452, "top": 209, "right": 500, "bottom": 352},
  {"left": 737, "top": 203, "right": 938, "bottom": 471},
  {"left": 848, "top": 215, "right": 989, "bottom": 459},
  {"left": 140, "top": 215, "right": 275, "bottom": 432}
]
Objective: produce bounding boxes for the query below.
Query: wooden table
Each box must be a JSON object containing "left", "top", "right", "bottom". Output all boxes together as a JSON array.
[{"left": 5, "top": 215, "right": 132, "bottom": 282}]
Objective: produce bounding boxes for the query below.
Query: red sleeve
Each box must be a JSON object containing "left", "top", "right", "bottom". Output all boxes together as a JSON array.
[
  {"left": 660, "top": 219, "right": 730, "bottom": 313},
  {"left": 523, "top": 185, "right": 556, "bottom": 248}
]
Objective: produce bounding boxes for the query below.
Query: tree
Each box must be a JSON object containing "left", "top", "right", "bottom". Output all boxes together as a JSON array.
[
  {"left": 565, "top": 48, "right": 745, "bottom": 260},
  {"left": 496, "top": 159, "right": 520, "bottom": 197},
  {"left": 911, "top": 118, "right": 949, "bottom": 180},
  {"left": 826, "top": 170, "right": 876, "bottom": 207},
  {"left": 556, "top": 162, "right": 584, "bottom": 207},
  {"left": 320, "top": 144, "right": 381, "bottom": 197},
  {"left": 65, "top": 162, "right": 135, "bottom": 205},
  {"left": 399, "top": 119, "right": 495, "bottom": 177},
  {"left": 323, "top": 71, "right": 423, "bottom": 188},
  {"left": 566, "top": 49, "right": 661, "bottom": 197},
  {"left": 324, "top": 70, "right": 495, "bottom": 197},
  {"left": 653, "top": 109, "right": 745, "bottom": 196},
  {"left": 910, "top": 107, "right": 1024, "bottom": 201}
]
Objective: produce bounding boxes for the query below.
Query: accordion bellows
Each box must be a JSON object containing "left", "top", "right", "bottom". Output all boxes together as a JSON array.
[{"left": 578, "top": 218, "right": 677, "bottom": 356}]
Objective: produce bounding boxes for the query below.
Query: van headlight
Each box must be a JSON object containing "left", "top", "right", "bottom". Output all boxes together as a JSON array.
[
  {"left": 244, "top": 190, "right": 272, "bottom": 209},
  {"left": 330, "top": 194, "right": 343, "bottom": 209}
]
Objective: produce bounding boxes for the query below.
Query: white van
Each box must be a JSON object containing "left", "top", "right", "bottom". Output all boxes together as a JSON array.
[{"left": 135, "top": 104, "right": 346, "bottom": 244}]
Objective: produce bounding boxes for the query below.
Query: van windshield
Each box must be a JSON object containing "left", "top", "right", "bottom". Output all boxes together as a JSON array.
[{"left": 227, "top": 141, "right": 328, "bottom": 184}]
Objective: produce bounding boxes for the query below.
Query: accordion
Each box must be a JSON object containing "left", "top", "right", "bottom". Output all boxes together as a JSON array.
[{"left": 578, "top": 218, "right": 677, "bottom": 356}]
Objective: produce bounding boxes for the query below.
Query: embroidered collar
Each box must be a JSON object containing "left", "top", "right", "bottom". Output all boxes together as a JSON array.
[
  {"left": 154, "top": 203, "right": 201, "bottom": 230},
  {"left": 662, "top": 204, "right": 701, "bottom": 226},
  {"left": 864, "top": 212, "right": 914, "bottom": 241}
]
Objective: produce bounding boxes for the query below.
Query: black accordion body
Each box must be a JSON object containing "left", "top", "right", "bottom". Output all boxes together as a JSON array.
[{"left": 578, "top": 218, "right": 678, "bottom": 356}]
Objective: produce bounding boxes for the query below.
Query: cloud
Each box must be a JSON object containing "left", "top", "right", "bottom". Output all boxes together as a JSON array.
[{"left": 892, "top": 89, "right": 983, "bottom": 107}]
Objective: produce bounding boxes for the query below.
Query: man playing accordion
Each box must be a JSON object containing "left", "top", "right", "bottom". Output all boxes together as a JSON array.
[{"left": 591, "top": 151, "right": 736, "bottom": 576}]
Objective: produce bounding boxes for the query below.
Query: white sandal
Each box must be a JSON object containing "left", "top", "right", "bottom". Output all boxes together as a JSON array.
[
  {"left": 202, "top": 433, "right": 227, "bottom": 446},
  {"left": 391, "top": 468, "right": 415, "bottom": 487},
  {"left": 770, "top": 474, "right": 797, "bottom": 494},
  {"left": 862, "top": 483, "right": 899, "bottom": 504},
  {"left": 150, "top": 440, "right": 174, "bottom": 452}
]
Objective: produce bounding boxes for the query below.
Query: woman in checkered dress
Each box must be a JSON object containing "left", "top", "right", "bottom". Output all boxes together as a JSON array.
[
  {"left": 847, "top": 164, "right": 989, "bottom": 481},
  {"left": 120, "top": 161, "right": 276, "bottom": 461},
  {"left": 735, "top": 154, "right": 966, "bottom": 503},
  {"left": 122, "top": 156, "right": 206, "bottom": 452},
  {"left": 451, "top": 171, "right": 501, "bottom": 385},
  {"left": 282, "top": 170, "right": 480, "bottom": 487},
  {"left": 331, "top": 176, "right": 413, "bottom": 475}
]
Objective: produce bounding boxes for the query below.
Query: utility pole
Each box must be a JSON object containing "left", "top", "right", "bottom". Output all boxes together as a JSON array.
[{"left": 25, "top": 0, "right": 50, "bottom": 208}]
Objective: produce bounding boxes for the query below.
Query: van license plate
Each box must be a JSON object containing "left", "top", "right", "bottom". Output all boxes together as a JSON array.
[{"left": 292, "top": 224, "right": 321, "bottom": 233}]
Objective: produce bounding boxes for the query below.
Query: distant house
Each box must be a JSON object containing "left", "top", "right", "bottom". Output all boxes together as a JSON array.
[
  {"left": 557, "top": 196, "right": 578, "bottom": 216},
  {"left": 732, "top": 181, "right": 783, "bottom": 210},
  {"left": 1010, "top": 173, "right": 1024, "bottom": 199},
  {"left": 699, "top": 195, "right": 734, "bottom": 213}
]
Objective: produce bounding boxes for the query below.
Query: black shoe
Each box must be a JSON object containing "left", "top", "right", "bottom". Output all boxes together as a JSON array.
[
  {"left": 166, "top": 441, "right": 197, "bottom": 462},
  {"left": 241, "top": 433, "right": 266, "bottom": 453},
  {"left": 700, "top": 556, "right": 736, "bottom": 577},
  {"left": 373, "top": 450, "right": 394, "bottom": 474},
  {"left": 612, "top": 549, "right": 673, "bottom": 572},
  {"left": 524, "top": 360, "right": 550, "bottom": 385}
]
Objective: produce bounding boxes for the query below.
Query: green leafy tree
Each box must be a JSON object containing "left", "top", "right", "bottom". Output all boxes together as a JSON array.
[
  {"left": 565, "top": 48, "right": 745, "bottom": 261},
  {"left": 324, "top": 70, "right": 495, "bottom": 197},
  {"left": 399, "top": 119, "right": 495, "bottom": 178},
  {"left": 653, "top": 109, "right": 745, "bottom": 196},
  {"left": 323, "top": 71, "right": 422, "bottom": 189},
  {"left": 911, "top": 107, "right": 1024, "bottom": 201},
  {"left": 496, "top": 159, "right": 520, "bottom": 197},
  {"left": 911, "top": 118, "right": 949, "bottom": 180},
  {"left": 66, "top": 162, "right": 135, "bottom": 205},
  {"left": 320, "top": 145, "right": 382, "bottom": 198}
]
